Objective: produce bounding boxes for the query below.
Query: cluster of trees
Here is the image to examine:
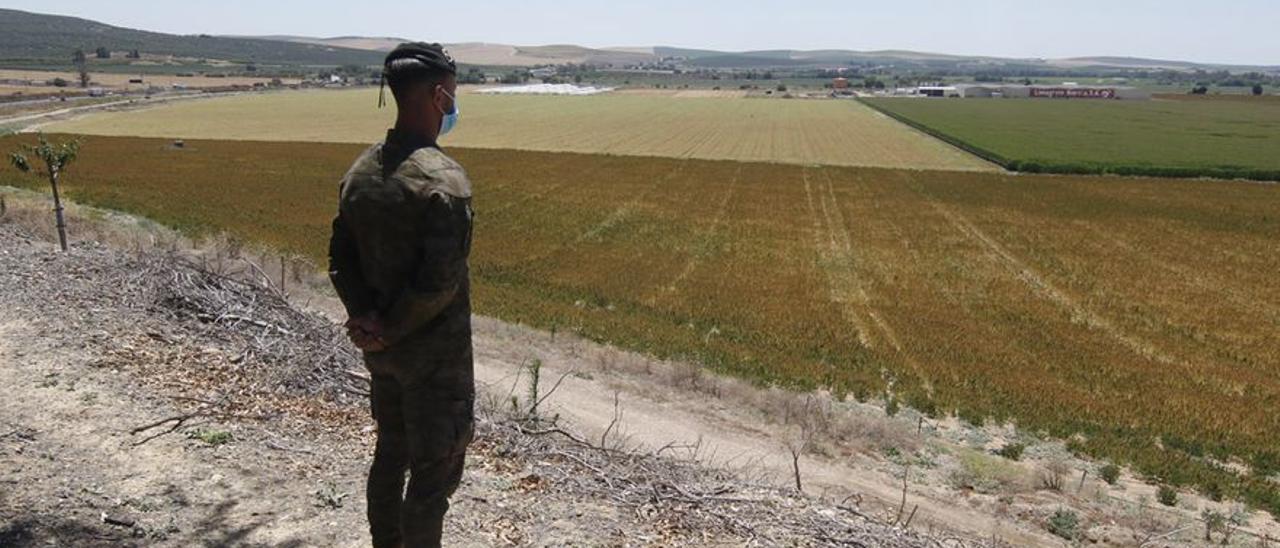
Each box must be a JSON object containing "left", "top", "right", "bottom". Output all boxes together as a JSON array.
[
  {"left": 66, "top": 47, "right": 142, "bottom": 89},
  {"left": 78, "top": 47, "right": 142, "bottom": 60},
  {"left": 1191, "top": 83, "right": 1266, "bottom": 95},
  {"left": 500, "top": 71, "right": 531, "bottom": 85},
  {"left": 731, "top": 71, "right": 777, "bottom": 80},
  {"left": 457, "top": 67, "right": 486, "bottom": 85},
  {"left": 457, "top": 67, "right": 535, "bottom": 85}
]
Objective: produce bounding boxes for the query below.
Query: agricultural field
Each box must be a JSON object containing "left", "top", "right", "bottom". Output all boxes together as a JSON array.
[
  {"left": 2, "top": 134, "right": 1278, "bottom": 516},
  {"left": 0, "top": 69, "right": 298, "bottom": 90},
  {"left": 862, "top": 96, "right": 1280, "bottom": 180},
  {"left": 42, "top": 89, "right": 994, "bottom": 170}
]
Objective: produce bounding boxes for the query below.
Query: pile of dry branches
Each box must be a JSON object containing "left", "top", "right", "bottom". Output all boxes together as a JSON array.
[
  {"left": 125, "top": 250, "right": 365, "bottom": 404},
  {"left": 477, "top": 412, "right": 970, "bottom": 548}
]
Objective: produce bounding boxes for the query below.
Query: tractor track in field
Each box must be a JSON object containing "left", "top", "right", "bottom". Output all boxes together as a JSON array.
[
  {"left": 645, "top": 165, "right": 741, "bottom": 307},
  {"left": 479, "top": 154, "right": 583, "bottom": 217},
  {"left": 803, "top": 166, "right": 909, "bottom": 356},
  {"left": 521, "top": 163, "right": 688, "bottom": 267},
  {"left": 1078, "top": 220, "right": 1280, "bottom": 327},
  {"left": 473, "top": 152, "right": 579, "bottom": 209},
  {"left": 920, "top": 190, "right": 1179, "bottom": 368}
]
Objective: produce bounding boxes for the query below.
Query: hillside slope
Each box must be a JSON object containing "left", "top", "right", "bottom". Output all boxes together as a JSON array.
[
  {"left": 0, "top": 9, "right": 383, "bottom": 66},
  {"left": 0, "top": 208, "right": 961, "bottom": 547}
]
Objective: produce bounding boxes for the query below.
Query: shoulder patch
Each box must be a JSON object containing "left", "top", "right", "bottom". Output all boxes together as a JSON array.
[{"left": 396, "top": 148, "right": 472, "bottom": 199}]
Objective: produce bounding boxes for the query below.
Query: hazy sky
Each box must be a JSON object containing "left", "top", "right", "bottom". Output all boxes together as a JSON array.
[{"left": 12, "top": 0, "right": 1279, "bottom": 65}]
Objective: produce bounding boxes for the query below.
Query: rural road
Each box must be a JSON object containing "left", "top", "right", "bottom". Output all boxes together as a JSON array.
[{"left": 1, "top": 90, "right": 256, "bottom": 133}]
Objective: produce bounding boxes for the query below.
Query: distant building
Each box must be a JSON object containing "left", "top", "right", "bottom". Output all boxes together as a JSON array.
[
  {"left": 530, "top": 67, "right": 558, "bottom": 79},
  {"left": 917, "top": 86, "right": 958, "bottom": 98},
  {"left": 832, "top": 77, "right": 850, "bottom": 89}
]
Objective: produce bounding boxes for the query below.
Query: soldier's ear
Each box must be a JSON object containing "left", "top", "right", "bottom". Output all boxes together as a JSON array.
[{"left": 431, "top": 84, "right": 446, "bottom": 112}]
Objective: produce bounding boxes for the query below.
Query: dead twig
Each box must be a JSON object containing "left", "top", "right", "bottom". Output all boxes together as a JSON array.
[
  {"left": 129, "top": 397, "right": 273, "bottom": 447},
  {"left": 599, "top": 391, "right": 623, "bottom": 451},
  {"left": 265, "top": 438, "right": 315, "bottom": 454}
]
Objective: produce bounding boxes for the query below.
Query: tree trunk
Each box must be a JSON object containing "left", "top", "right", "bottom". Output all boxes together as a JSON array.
[
  {"left": 790, "top": 449, "right": 802, "bottom": 493},
  {"left": 49, "top": 170, "right": 68, "bottom": 252}
]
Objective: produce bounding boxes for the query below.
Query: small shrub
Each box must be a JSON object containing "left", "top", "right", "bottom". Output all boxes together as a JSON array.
[
  {"left": 947, "top": 449, "right": 1027, "bottom": 494},
  {"left": 313, "top": 482, "right": 348, "bottom": 509},
  {"left": 189, "top": 428, "right": 232, "bottom": 446},
  {"left": 956, "top": 406, "right": 985, "bottom": 428},
  {"left": 1099, "top": 463, "right": 1121, "bottom": 485},
  {"left": 1039, "top": 459, "right": 1072, "bottom": 492},
  {"left": 1201, "top": 509, "right": 1226, "bottom": 542},
  {"left": 1157, "top": 485, "right": 1179, "bottom": 507},
  {"left": 884, "top": 396, "right": 900, "bottom": 417},
  {"left": 1047, "top": 508, "right": 1079, "bottom": 540},
  {"left": 996, "top": 442, "right": 1026, "bottom": 461},
  {"left": 1201, "top": 480, "right": 1224, "bottom": 502}
]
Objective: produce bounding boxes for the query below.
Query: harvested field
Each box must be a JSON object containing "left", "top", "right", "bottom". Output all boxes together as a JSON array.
[
  {"left": 2, "top": 134, "right": 1277, "bottom": 518},
  {"left": 0, "top": 68, "right": 299, "bottom": 90},
  {"left": 861, "top": 97, "right": 1280, "bottom": 180},
  {"left": 42, "top": 89, "right": 995, "bottom": 170}
]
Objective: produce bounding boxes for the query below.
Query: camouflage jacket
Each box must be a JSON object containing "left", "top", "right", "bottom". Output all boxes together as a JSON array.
[{"left": 328, "top": 130, "right": 474, "bottom": 379}]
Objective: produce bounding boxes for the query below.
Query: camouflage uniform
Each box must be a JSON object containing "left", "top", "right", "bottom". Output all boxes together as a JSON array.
[{"left": 329, "top": 129, "right": 475, "bottom": 548}]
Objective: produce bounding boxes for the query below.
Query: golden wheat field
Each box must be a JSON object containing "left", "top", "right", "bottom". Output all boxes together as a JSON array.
[
  {"left": 2, "top": 134, "right": 1277, "bottom": 514},
  {"left": 42, "top": 89, "right": 994, "bottom": 170}
]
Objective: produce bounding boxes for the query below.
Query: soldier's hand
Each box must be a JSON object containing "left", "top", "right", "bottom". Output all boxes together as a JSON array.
[
  {"left": 346, "top": 315, "right": 388, "bottom": 351},
  {"left": 349, "top": 329, "right": 383, "bottom": 351}
]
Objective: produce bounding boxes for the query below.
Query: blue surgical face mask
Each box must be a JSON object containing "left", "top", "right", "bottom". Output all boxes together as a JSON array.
[{"left": 439, "top": 88, "right": 459, "bottom": 137}]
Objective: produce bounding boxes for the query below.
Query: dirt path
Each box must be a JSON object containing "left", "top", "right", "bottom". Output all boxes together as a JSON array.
[
  {"left": 470, "top": 321, "right": 1053, "bottom": 546},
  {"left": 5, "top": 91, "right": 264, "bottom": 133}
]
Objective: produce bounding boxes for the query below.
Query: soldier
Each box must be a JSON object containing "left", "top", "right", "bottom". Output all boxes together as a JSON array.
[{"left": 328, "top": 42, "right": 474, "bottom": 548}]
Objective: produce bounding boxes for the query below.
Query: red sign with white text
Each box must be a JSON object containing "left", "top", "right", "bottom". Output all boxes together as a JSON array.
[{"left": 1030, "top": 87, "right": 1117, "bottom": 99}]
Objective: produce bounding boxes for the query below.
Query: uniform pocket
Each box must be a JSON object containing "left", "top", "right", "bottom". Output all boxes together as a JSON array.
[{"left": 404, "top": 398, "right": 473, "bottom": 464}]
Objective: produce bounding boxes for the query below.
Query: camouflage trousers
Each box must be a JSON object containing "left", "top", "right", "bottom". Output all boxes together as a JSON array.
[{"left": 365, "top": 353, "right": 474, "bottom": 548}]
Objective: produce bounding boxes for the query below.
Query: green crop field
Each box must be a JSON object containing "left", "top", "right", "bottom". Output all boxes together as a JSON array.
[
  {"left": 3, "top": 134, "right": 1278, "bottom": 515},
  {"left": 861, "top": 97, "right": 1280, "bottom": 180},
  {"left": 43, "top": 89, "right": 994, "bottom": 171}
]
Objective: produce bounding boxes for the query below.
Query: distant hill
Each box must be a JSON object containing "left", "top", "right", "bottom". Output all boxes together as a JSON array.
[
  {"left": 4, "top": 8, "right": 1274, "bottom": 74},
  {"left": 654, "top": 46, "right": 1278, "bottom": 73},
  {"left": 254, "top": 37, "right": 661, "bottom": 67},
  {"left": 242, "top": 35, "right": 410, "bottom": 53},
  {"left": 1046, "top": 56, "right": 1277, "bottom": 72},
  {"left": 0, "top": 9, "right": 384, "bottom": 66}
]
